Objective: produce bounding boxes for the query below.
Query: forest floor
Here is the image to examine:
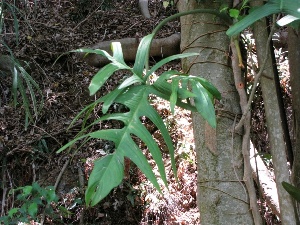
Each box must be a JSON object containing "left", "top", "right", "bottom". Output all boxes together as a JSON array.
[{"left": 1, "top": 1, "right": 200, "bottom": 224}]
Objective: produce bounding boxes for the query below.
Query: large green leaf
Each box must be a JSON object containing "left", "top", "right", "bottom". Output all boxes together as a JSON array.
[
  {"left": 152, "top": 74, "right": 219, "bottom": 127},
  {"left": 226, "top": 3, "right": 279, "bottom": 36},
  {"left": 100, "top": 85, "right": 170, "bottom": 184},
  {"left": 227, "top": 0, "right": 300, "bottom": 36}
]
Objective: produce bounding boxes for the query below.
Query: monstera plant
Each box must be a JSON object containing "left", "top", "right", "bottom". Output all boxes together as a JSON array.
[{"left": 57, "top": 31, "right": 221, "bottom": 206}]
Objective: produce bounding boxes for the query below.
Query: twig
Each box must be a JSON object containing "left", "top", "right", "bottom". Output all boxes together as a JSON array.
[
  {"left": 32, "top": 125, "right": 62, "bottom": 146},
  {"left": 54, "top": 158, "right": 70, "bottom": 191},
  {"left": 41, "top": 158, "right": 70, "bottom": 225},
  {"left": 231, "top": 37, "right": 262, "bottom": 224},
  {"left": 1, "top": 156, "right": 7, "bottom": 217},
  {"left": 231, "top": 115, "right": 247, "bottom": 197},
  {"left": 32, "top": 162, "right": 36, "bottom": 182},
  {"left": 77, "top": 164, "right": 85, "bottom": 225},
  {"left": 234, "top": 18, "right": 277, "bottom": 131},
  {"left": 72, "top": 0, "right": 105, "bottom": 31}
]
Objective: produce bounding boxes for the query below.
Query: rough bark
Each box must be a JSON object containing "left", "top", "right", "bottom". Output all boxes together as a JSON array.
[
  {"left": 251, "top": 1, "right": 297, "bottom": 224},
  {"left": 289, "top": 26, "right": 300, "bottom": 222},
  {"left": 178, "top": 1, "right": 254, "bottom": 224},
  {"left": 77, "top": 33, "right": 180, "bottom": 67}
]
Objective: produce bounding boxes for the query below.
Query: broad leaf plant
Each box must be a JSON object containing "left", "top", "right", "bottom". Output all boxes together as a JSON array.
[{"left": 57, "top": 33, "right": 221, "bottom": 206}]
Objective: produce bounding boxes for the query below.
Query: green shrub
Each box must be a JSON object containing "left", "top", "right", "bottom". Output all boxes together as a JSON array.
[{"left": 0, "top": 182, "right": 59, "bottom": 224}]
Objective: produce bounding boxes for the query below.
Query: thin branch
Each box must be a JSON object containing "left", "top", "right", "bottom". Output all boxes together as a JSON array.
[
  {"left": 234, "top": 18, "right": 277, "bottom": 131},
  {"left": 72, "top": 0, "right": 105, "bottom": 31},
  {"left": 231, "top": 115, "right": 248, "bottom": 198},
  {"left": 231, "top": 38, "right": 262, "bottom": 224},
  {"left": 54, "top": 158, "right": 70, "bottom": 191}
]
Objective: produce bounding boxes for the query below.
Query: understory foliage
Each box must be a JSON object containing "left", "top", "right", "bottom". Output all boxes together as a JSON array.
[
  {"left": 58, "top": 34, "right": 221, "bottom": 206},
  {"left": 0, "top": 183, "right": 59, "bottom": 224},
  {"left": 0, "top": 0, "right": 42, "bottom": 129}
]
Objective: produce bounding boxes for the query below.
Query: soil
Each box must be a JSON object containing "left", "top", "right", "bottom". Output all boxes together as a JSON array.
[{"left": 0, "top": 1, "right": 199, "bottom": 224}]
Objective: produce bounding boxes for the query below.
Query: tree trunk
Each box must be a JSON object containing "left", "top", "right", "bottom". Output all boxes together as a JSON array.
[
  {"left": 251, "top": 1, "right": 297, "bottom": 224},
  {"left": 289, "top": 26, "right": 300, "bottom": 222},
  {"left": 178, "top": 1, "right": 254, "bottom": 224}
]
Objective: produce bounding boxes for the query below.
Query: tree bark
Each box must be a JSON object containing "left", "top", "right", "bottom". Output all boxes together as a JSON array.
[
  {"left": 178, "top": 1, "right": 254, "bottom": 224},
  {"left": 251, "top": 1, "right": 297, "bottom": 224},
  {"left": 289, "top": 26, "right": 300, "bottom": 222}
]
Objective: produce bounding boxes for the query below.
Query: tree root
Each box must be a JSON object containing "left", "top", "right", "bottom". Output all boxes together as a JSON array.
[
  {"left": 250, "top": 142, "right": 280, "bottom": 217},
  {"left": 77, "top": 33, "right": 181, "bottom": 67}
]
